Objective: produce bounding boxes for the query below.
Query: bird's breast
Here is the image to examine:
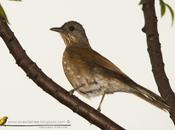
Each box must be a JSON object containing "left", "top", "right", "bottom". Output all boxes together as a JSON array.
[
  {"left": 62, "top": 52, "right": 105, "bottom": 98},
  {"left": 62, "top": 50, "right": 131, "bottom": 98}
]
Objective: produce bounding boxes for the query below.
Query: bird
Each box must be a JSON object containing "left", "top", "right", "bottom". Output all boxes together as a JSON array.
[{"left": 50, "top": 21, "right": 170, "bottom": 112}]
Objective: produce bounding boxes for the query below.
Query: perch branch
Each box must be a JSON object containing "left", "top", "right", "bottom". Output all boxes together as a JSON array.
[
  {"left": 0, "top": 17, "right": 125, "bottom": 130},
  {"left": 142, "top": 0, "right": 175, "bottom": 124}
]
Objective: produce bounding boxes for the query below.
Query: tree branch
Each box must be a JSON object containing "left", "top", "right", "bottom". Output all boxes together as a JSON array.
[
  {"left": 142, "top": 0, "right": 175, "bottom": 124},
  {"left": 0, "top": 17, "right": 125, "bottom": 130}
]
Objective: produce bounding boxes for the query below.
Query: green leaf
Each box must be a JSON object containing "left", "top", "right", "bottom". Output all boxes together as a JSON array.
[
  {"left": 0, "top": 3, "right": 9, "bottom": 24},
  {"left": 165, "top": 3, "right": 174, "bottom": 25},
  {"left": 160, "top": 0, "right": 166, "bottom": 17},
  {"left": 139, "top": 0, "right": 146, "bottom": 5}
]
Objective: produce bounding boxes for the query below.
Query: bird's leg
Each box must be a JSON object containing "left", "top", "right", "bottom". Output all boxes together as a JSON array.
[
  {"left": 97, "top": 93, "right": 106, "bottom": 112},
  {"left": 69, "top": 86, "right": 83, "bottom": 95}
]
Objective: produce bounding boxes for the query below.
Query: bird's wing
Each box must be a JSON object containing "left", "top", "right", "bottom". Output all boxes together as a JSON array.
[
  {"left": 92, "top": 49, "right": 124, "bottom": 74},
  {"left": 67, "top": 47, "right": 124, "bottom": 75},
  {"left": 66, "top": 47, "right": 137, "bottom": 87}
]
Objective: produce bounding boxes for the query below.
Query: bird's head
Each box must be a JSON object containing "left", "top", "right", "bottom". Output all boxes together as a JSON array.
[{"left": 51, "top": 21, "right": 90, "bottom": 48}]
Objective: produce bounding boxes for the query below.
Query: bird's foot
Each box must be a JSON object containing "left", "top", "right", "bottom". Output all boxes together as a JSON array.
[
  {"left": 69, "top": 89, "right": 75, "bottom": 95},
  {"left": 97, "top": 107, "right": 101, "bottom": 112}
]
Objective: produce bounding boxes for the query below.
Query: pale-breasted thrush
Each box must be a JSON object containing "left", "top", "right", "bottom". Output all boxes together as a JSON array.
[{"left": 51, "top": 21, "right": 169, "bottom": 112}]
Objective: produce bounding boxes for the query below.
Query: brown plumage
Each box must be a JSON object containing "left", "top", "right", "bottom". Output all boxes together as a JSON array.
[{"left": 51, "top": 21, "right": 170, "bottom": 112}]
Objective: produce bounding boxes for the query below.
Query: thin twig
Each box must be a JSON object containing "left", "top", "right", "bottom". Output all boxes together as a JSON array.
[{"left": 142, "top": 0, "right": 175, "bottom": 125}]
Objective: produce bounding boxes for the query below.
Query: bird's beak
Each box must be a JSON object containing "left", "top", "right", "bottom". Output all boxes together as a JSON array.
[{"left": 50, "top": 27, "right": 63, "bottom": 33}]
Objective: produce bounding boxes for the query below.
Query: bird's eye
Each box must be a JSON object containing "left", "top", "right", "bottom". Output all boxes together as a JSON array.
[{"left": 68, "top": 26, "right": 75, "bottom": 32}]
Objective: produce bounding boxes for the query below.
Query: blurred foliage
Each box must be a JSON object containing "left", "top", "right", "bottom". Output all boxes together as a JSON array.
[
  {"left": 0, "top": 116, "right": 8, "bottom": 126},
  {"left": 0, "top": 0, "right": 174, "bottom": 25},
  {"left": 0, "top": 3, "right": 9, "bottom": 23},
  {"left": 139, "top": 0, "right": 147, "bottom": 5},
  {"left": 160, "top": 0, "right": 174, "bottom": 25},
  {"left": 0, "top": 0, "right": 21, "bottom": 24},
  {"left": 139, "top": 0, "right": 174, "bottom": 25}
]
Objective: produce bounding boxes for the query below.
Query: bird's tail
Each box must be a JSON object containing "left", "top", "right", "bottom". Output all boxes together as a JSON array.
[{"left": 132, "top": 84, "right": 170, "bottom": 111}]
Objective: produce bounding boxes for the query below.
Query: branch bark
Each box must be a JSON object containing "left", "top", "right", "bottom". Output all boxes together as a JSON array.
[
  {"left": 0, "top": 17, "right": 125, "bottom": 130},
  {"left": 142, "top": 0, "right": 175, "bottom": 124}
]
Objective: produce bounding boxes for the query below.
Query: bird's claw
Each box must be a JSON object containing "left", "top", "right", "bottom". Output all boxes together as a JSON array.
[
  {"left": 69, "top": 89, "right": 75, "bottom": 95},
  {"left": 97, "top": 107, "right": 101, "bottom": 112}
]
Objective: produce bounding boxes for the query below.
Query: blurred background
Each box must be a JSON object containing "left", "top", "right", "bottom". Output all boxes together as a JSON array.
[{"left": 0, "top": 0, "right": 174, "bottom": 129}]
